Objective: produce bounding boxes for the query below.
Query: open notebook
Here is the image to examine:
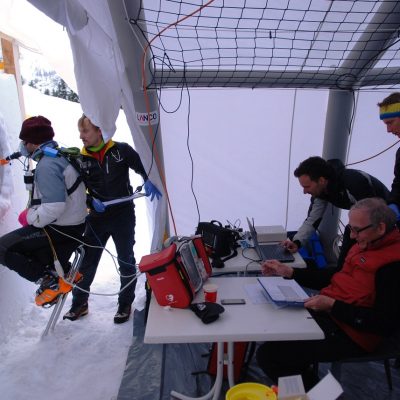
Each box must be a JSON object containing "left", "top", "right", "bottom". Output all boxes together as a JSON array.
[{"left": 257, "top": 276, "right": 309, "bottom": 307}]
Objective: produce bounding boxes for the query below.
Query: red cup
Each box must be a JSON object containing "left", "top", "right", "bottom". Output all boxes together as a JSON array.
[{"left": 203, "top": 283, "right": 218, "bottom": 303}]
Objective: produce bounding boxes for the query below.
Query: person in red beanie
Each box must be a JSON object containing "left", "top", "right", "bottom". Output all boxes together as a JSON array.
[
  {"left": 19, "top": 115, "right": 55, "bottom": 144},
  {"left": 0, "top": 116, "right": 87, "bottom": 307}
]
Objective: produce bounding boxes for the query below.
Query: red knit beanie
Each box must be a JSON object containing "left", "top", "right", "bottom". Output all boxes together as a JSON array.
[{"left": 19, "top": 116, "right": 55, "bottom": 145}]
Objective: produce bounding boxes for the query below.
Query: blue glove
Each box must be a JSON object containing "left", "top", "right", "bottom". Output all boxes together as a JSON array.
[
  {"left": 388, "top": 203, "right": 400, "bottom": 221},
  {"left": 92, "top": 198, "right": 106, "bottom": 212},
  {"left": 144, "top": 179, "right": 162, "bottom": 201}
]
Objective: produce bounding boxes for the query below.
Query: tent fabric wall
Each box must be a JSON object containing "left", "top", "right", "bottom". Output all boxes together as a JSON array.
[
  {"left": 157, "top": 87, "right": 397, "bottom": 242},
  {"left": 159, "top": 88, "right": 328, "bottom": 236}
]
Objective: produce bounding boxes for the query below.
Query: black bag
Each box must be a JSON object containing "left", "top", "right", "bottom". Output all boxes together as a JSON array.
[
  {"left": 190, "top": 302, "right": 225, "bottom": 324},
  {"left": 195, "top": 220, "right": 239, "bottom": 258}
]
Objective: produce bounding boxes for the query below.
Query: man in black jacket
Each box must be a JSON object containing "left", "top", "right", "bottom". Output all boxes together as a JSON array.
[
  {"left": 63, "top": 115, "right": 161, "bottom": 323},
  {"left": 257, "top": 198, "right": 400, "bottom": 390},
  {"left": 378, "top": 92, "right": 400, "bottom": 217},
  {"left": 282, "top": 156, "right": 389, "bottom": 267}
]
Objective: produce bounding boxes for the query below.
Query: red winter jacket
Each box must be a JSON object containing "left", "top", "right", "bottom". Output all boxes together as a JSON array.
[{"left": 321, "top": 229, "right": 400, "bottom": 351}]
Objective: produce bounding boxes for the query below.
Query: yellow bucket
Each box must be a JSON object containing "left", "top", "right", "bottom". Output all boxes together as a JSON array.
[{"left": 225, "top": 382, "right": 277, "bottom": 400}]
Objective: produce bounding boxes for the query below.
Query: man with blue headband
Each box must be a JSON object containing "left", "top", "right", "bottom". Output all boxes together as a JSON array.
[{"left": 378, "top": 92, "right": 400, "bottom": 218}]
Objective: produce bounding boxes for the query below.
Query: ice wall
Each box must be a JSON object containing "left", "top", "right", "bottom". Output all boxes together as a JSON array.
[{"left": 0, "top": 74, "right": 34, "bottom": 343}]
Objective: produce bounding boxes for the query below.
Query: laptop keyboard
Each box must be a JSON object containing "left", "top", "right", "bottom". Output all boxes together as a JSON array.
[{"left": 259, "top": 244, "right": 295, "bottom": 262}]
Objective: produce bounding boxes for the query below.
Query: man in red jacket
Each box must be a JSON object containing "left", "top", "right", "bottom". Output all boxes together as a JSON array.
[{"left": 256, "top": 197, "right": 400, "bottom": 390}]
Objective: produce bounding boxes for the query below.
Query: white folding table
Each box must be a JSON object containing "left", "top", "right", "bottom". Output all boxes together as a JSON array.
[{"left": 144, "top": 276, "right": 324, "bottom": 400}]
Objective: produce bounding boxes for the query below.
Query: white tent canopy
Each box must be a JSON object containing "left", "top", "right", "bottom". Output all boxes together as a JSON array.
[{"left": 2, "top": 0, "right": 400, "bottom": 254}]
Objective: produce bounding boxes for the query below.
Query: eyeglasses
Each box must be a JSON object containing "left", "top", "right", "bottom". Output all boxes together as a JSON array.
[{"left": 347, "top": 223, "right": 373, "bottom": 234}]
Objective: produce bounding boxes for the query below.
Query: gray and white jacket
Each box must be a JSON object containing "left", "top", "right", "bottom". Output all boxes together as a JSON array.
[{"left": 27, "top": 141, "right": 87, "bottom": 227}]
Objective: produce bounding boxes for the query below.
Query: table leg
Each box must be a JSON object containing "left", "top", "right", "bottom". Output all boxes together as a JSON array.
[
  {"left": 170, "top": 342, "right": 224, "bottom": 400},
  {"left": 227, "top": 342, "right": 235, "bottom": 387}
]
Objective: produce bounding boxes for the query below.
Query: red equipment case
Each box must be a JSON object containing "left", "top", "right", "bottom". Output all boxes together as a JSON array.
[{"left": 139, "top": 236, "right": 212, "bottom": 308}]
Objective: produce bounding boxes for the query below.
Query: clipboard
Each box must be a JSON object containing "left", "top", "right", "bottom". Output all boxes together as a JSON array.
[{"left": 257, "top": 276, "right": 309, "bottom": 307}]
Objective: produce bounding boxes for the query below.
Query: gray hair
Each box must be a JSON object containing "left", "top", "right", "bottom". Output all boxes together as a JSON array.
[{"left": 350, "top": 198, "right": 397, "bottom": 233}]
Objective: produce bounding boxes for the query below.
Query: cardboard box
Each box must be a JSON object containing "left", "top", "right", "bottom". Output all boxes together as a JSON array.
[
  {"left": 278, "top": 372, "right": 343, "bottom": 400},
  {"left": 255, "top": 225, "right": 287, "bottom": 242}
]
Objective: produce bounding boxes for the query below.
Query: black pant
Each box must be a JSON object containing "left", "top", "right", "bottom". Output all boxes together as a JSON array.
[
  {"left": 0, "top": 223, "right": 85, "bottom": 282},
  {"left": 72, "top": 203, "right": 137, "bottom": 307},
  {"left": 256, "top": 313, "right": 367, "bottom": 391}
]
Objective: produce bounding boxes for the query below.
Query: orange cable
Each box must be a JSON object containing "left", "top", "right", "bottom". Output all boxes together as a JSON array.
[{"left": 140, "top": 0, "right": 216, "bottom": 236}]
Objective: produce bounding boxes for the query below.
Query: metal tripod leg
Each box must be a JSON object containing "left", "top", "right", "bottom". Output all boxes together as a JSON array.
[{"left": 41, "top": 245, "right": 85, "bottom": 338}]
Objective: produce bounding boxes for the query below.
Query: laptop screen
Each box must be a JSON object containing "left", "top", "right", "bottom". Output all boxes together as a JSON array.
[
  {"left": 246, "top": 217, "right": 294, "bottom": 263},
  {"left": 246, "top": 217, "right": 258, "bottom": 246}
]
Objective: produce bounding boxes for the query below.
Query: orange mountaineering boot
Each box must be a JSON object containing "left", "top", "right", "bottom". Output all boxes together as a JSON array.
[{"left": 35, "top": 272, "right": 83, "bottom": 307}]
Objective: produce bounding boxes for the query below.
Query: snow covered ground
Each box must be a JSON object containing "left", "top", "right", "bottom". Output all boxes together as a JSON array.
[
  {"left": 0, "top": 274, "right": 146, "bottom": 400},
  {"left": 0, "top": 84, "right": 150, "bottom": 400},
  {"left": 0, "top": 260, "right": 147, "bottom": 400}
]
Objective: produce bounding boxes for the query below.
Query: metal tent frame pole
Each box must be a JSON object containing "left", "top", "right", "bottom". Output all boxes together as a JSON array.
[{"left": 319, "top": 90, "right": 354, "bottom": 264}]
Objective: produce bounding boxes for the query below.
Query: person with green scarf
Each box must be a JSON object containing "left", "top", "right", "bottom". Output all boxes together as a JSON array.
[{"left": 63, "top": 114, "right": 161, "bottom": 323}]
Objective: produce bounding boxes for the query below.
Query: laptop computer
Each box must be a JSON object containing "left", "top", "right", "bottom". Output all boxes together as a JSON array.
[{"left": 246, "top": 217, "right": 294, "bottom": 263}]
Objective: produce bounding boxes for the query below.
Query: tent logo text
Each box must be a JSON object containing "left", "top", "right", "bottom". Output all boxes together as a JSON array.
[{"left": 136, "top": 111, "right": 159, "bottom": 126}]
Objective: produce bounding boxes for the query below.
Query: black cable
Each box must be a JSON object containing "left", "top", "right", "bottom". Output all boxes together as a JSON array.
[
  {"left": 226, "top": 219, "right": 242, "bottom": 231},
  {"left": 129, "top": 12, "right": 203, "bottom": 234},
  {"left": 241, "top": 247, "right": 260, "bottom": 263},
  {"left": 156, "top": 55, "right": 185, "bottom": 114},
  {"left": 23, "top": 157, "right": 30, "bottom": 171},
  {"left": 183, "top": 64, "right": 201, "bottom": 226},
  {"left": 344, "top": 86, "right": 400, "bottom": 168},
  {"left": 346, "top": 140, "right": 400, "bottom": 167}
]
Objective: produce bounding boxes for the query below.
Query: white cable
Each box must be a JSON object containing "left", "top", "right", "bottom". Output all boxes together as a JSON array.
[
  {"left": 48, "top": 225, "right": 137, "bottom": 277},
  {"left": 46, "top": 225, "right": 142, "bottom": 297},
  {"left": 64, "top": 272, "right": 142, "bottom": 297}
]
